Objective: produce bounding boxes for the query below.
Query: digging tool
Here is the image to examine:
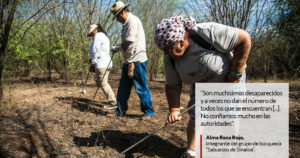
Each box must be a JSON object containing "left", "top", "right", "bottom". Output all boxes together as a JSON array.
[
  {"left": 114, "top": 104, "right": 196, "bottom": 158},
  {"left": 79, "top": 71, "right": 90, "bottom": 94}
]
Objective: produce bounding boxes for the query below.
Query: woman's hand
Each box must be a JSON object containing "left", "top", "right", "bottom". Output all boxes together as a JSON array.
[{"left": 167, "top": 108, "right": 182, "bottom": 124}]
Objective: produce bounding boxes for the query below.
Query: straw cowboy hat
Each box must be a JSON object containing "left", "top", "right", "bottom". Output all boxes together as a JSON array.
[
  {"left": 110, "top": 1, "right": 130, "bottom": 18},
  {"left": 87, "top": 24, "right": 97, "bottom": 37}
]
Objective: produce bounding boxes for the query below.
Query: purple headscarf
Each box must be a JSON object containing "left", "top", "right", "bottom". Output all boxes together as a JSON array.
[{"left": 154, "top": 15, "right": 196, "bottom": 49}]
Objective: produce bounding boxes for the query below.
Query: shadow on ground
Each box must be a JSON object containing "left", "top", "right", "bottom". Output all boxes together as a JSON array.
[
  {"left": 56, "top": 97, "right": 150, "bottom": 119},
  {"left": 73, "top": 130, "right": 184, "bottom": 158},
  {"left": 56, "top": 96, "right": 108, "bottom": 115},
  {"left": 0, "top": 107, "right": 57, "bottom": 158}
]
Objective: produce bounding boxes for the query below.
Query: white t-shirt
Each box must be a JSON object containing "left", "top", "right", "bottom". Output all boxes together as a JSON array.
[
  {"left": 121, "top": 13, "right": 148, "bottom": 64},
  {"left": 164, "top": 22, "right": 240, "bottom": 84},
  {"left": 90, "top": 32, "right": 112, "bottom": 68}
]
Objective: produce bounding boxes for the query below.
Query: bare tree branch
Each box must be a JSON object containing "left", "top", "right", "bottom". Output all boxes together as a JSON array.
[{"left": 9, "top": 1, "right": 72, "bottom": 50}]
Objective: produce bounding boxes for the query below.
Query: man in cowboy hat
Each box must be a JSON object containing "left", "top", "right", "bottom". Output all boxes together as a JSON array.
[{"left": 107, "top": 1, "right": 154, "bottom": 120}]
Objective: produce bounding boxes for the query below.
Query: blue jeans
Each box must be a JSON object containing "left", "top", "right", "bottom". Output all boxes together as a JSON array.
[{"left": 114, "top": 61, "right": 154, "bottom": 116}]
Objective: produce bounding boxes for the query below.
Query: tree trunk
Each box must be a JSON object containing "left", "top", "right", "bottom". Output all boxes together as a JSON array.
[
  {"left": 62, "top": 51, "right": 68, "bottom": 81},
  {"left": 0, "top": 0, "right": 19, "bottom": 110},
  {"left": 264, "top": 63, "right": 267, "bottom": 83},
  {"left": 0, "top": 50, "right": 4, "bottom": 110},
  {"left": 47, "top": 57, "right": 51, "bottom": 80}
]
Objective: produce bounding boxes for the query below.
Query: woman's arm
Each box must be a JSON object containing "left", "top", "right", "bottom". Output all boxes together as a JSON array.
[
  {"left": 227, "top": 28, "right": 251, "bottom": 82},
  {"left": 165, "top": 83, "right": 182, "bottom": 123}
]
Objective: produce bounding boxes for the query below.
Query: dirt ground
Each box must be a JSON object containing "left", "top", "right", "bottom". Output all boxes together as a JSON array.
[{"left": 0, "top": 74, "right": 299, "bottom": 158}]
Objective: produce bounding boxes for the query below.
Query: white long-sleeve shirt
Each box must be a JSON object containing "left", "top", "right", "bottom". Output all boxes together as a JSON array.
[{"left": 90, "top": 32, "right": 112, "bottom": 68}]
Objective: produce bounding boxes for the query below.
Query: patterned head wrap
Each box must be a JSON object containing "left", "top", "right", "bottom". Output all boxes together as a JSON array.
[{"left": 154, "top": 15, "right": 196, "bottom": 49}]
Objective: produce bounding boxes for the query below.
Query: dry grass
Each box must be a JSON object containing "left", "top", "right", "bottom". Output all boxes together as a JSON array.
[
  {"left": 0, "top": 75, "right": 299, "bottom": 158},
  {"left": 0, "top": 74, "right": 189, "bottom": 158}
]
